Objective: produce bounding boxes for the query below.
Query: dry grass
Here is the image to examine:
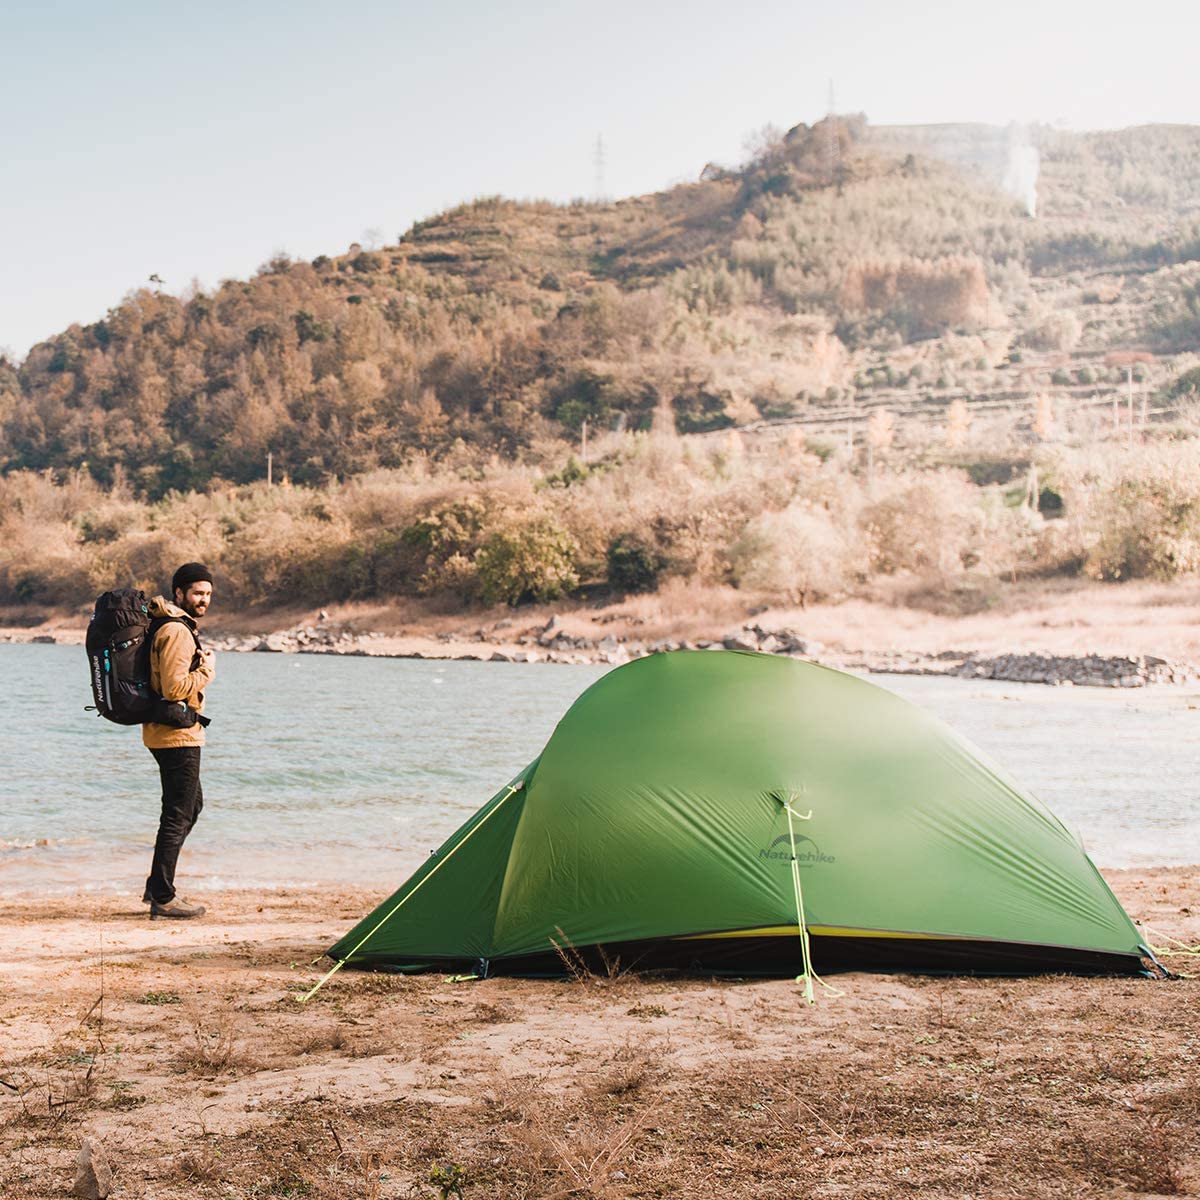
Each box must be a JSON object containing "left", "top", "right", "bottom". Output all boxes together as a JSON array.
[
  {"left": 485, "top": 1070, "right": 653, "bottom": 1199},
  {"left": 176, "top": 1009, "right": 260, "bottom": 1078}
]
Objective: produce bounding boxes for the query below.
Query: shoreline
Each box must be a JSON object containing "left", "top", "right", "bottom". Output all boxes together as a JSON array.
[{"left": 7, "top": 578, "right": 1200, "bottom": 687}]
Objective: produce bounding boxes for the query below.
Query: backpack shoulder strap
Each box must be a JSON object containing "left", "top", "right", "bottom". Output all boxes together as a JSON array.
[
  {"left": 150, "top": 614, "right": 204, "bottom": 662},
  {"left": 149, "top": 615, "right": 203, "bottom": 653}
]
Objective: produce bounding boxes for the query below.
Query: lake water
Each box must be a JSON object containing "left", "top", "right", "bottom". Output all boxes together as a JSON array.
[{"left": 1, "top": 644, "right": 1197, "bottom": 897}]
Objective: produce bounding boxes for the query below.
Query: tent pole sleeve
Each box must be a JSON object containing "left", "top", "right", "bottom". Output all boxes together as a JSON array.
[{"left": 299, "top": 779, "right": 526, "bottom": 1004}]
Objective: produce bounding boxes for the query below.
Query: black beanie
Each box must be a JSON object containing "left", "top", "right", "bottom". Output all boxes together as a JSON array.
[{"left": 171, "top": 562, "right": 213, "bottom": 597}]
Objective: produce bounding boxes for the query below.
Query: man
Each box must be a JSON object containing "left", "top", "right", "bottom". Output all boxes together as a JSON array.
[{"left": 143, "top": 562, "right": 217, "bottom": 919}]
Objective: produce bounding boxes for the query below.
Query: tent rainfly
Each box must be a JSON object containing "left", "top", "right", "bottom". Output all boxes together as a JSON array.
[{"left": 324, "top": 651, "right": 1149, "bottom": 981}]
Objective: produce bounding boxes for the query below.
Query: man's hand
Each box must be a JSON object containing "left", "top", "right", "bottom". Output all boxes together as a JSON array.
[{"left": 200, "top": 647, "right": 216, "bottom": 672}]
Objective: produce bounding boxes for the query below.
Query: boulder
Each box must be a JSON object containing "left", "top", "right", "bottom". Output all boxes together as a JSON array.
[{"left": 72, "top": 1138, "right": 112, "bottom": 1200}]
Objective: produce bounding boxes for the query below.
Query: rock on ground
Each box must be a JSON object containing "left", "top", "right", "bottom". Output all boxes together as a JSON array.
[{"left": 72, "top": 1138, "right": 112, "bottom": 1199}]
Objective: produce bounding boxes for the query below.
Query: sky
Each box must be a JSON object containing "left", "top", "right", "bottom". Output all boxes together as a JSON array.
[{"left": 2, "top": 0, "right": 1197, "bottom": 359}]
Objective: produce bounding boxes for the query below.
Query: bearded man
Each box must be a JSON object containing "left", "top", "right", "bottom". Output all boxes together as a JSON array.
[{"left": 142, "top": 562, "right": 217, "bottom": 919}]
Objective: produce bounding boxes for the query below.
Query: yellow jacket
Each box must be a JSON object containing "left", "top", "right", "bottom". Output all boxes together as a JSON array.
[{"left": 141, "top": 596, "right": 215, "bottom": 750}]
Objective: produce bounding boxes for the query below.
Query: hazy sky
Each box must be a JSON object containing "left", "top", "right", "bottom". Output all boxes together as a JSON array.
[{"left": 2, "top": 0, "right": 1196, "bottom": 358}]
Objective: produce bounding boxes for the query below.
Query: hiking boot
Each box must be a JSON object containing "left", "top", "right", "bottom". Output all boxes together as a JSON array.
[{"left": 150, "top": 897, "right": 206, "bottom": 920}]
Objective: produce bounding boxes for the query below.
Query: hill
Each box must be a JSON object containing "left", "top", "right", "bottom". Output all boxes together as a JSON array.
[
  {"left": 2, "top": 117, "right": 1199, "bottom": 617},
  {"left": 4, "top": 117, "right": 1200, "bottom": 497}
]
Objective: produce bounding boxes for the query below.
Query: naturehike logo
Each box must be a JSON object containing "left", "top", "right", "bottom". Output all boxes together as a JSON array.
[{"left": 758, "top": 833, "right": 836, "bottom": 866}]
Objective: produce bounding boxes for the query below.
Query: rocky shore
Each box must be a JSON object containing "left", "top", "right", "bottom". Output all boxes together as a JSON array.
[{"left": 10, "top": 613, "right": 1196, "bottom": 688}]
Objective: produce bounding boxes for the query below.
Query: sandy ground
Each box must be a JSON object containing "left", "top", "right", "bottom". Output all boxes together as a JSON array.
[{"left": 2, "top": 870, "right": 1198, "bottom": 1199}]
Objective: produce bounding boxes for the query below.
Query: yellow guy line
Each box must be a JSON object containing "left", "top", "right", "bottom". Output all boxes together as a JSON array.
[
  {"left": 781, "top": 799, "right": 844, "bottom": 1005},
  {"left": 298, "top": 779, "right": 526, "bottom": 1003},
  {"left": 1138, "top": 922, "right": 1200, "bottom": 978}
]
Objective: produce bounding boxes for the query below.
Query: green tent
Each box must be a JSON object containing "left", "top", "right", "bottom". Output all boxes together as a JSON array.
[{"left": 328, "top": 651, "right": 1146, "bottom": 978}]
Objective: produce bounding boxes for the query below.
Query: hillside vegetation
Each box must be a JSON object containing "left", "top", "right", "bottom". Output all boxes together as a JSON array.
[{"left": 2, "top": 117, "right": 1199, "bottom": 612}]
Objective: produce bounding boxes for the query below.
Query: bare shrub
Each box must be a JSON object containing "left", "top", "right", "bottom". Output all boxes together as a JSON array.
[
  {"left": 729, "top": 503, "right": 863, "bottom": 603},
  {"left": 841, "top": 255, "right": 990, "bottom": 335},
  {"left": 290, "top": 1024, "right": 353, "bottom": 1056},
  {"left": 1057, "top": 444, "right": 1200, "bottom": 580},
  {"left": 860, "top": 471, "right": 982, "bottom": 575},
  {"left": 1020, "top": 309, "right": 1082, "bottom": 352},
  {"left": 489, "top": 1072, "right": 650, "bottom": 1199},
  {"left": 548, "top": 928, "right": 637, "bottom": 989},
  {"left": 178, "top": 1011, "right": 258, "bottom": 1078},
  {"left": 87, "top": 528, "right": 193, "bottom": 596},
  {"left": 175, "top": 1144, "right": 222, "bottom": 1183}
]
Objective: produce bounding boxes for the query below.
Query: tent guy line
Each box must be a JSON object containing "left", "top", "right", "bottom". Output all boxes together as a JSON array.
[{"left": 299, "top": 777, "right": 527, "bottom": 1003}]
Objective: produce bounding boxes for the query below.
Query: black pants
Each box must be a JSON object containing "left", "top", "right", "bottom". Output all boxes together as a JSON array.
[{"left": 146, "top": 746, "right": 203, "bottom": 904}]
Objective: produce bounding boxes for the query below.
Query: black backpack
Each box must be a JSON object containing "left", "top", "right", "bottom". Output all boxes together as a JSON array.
[{"left": 85, "top": 588, "right": 209, "bottom": 728}]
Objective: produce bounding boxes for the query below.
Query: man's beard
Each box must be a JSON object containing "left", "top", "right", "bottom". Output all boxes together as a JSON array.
[{"left": 183, "top": 600, "right": 208, "bottom": 619}]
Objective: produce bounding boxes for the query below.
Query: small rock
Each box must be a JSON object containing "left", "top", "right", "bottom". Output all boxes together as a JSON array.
[
  {"left": 317, "top": 610, "right": 329, "bottom": 622},
  {"left": 72, "top": 1138, "right": 112, "bottom": 1200},
  {"left": 489, "top": 651, "right": 512, "bottom": 663},
  {"left": 723, "top": 634, "right": 759, "bottom": 653},
  {"left": 32, "top": 634, "right": 57, "bottom": 644}
]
